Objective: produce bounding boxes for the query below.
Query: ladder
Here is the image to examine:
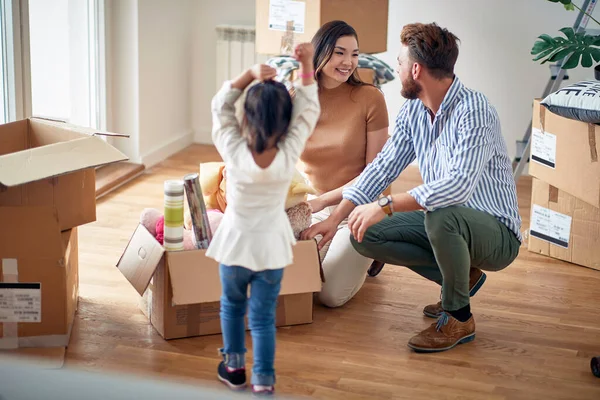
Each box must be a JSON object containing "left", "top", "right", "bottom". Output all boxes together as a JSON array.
[{"left": 512, "top": 0, "right": 599, "bottom": 181}]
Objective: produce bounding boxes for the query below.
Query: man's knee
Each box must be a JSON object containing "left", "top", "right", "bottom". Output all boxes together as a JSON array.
[
  {"left": 349, "top": 230, "right": 379, "bottom": 259},
  {"left": 424, "top": 206, "right": 462, "bottom": 242}
]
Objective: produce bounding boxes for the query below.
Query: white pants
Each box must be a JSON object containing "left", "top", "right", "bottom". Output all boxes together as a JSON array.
[{"left": 311, "top": 205, "right": 373, "bottom": 307}]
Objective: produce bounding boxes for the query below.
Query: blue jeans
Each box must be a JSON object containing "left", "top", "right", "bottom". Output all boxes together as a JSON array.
[{"left": 219, "top": 264, "right": 284, "bottom": 386}]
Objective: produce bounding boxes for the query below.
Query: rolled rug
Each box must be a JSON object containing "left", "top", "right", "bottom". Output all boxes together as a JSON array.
[
  {"left": 164, "top": 180, "right": 185, "bottom": 251},
  {"left": 183, "top": 173, "right": 212, "bottom": 249}
]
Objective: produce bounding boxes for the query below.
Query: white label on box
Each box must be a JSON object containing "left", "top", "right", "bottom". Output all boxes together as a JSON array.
[
  {"left": 531, "top": 128, "right": 557, "bottom": 168},
  {"left": 0, "top": 283, "right": 41, "bottom": 322},
  {"left": 268, "top": 0, "right": 305, "bottom": 33},
  {"left": 530, "top": 204, "right": 572, "bottom": 248}
]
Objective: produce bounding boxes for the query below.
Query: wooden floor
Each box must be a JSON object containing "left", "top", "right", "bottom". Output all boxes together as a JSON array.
[{"left": 63, "top": 144, "right": 599, "bottom": 399}]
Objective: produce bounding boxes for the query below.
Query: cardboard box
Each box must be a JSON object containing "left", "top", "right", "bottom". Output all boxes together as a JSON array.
[
  {"left": 0, "top": 207, "right": 79, "bottom": 348},
  {"left": 528, "top": 178, "right": 600, "bottom": 271},
  {"left": 117, "top": 224, "right": 323, "bottom": 340},
  {"left": 256, "top": 0, "right": 388, "bottom": 55},
  {"left": 529, "top": 99, "right": 600, "bottom": 208},
  {"left": 0, "top": 118, "right": 128, "bottom": 231}
]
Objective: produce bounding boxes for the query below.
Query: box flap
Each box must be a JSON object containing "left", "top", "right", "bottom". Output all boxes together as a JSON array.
[
  {"left": 279, "top": 239, "right": 322, "bottom": 296},
  {"left": 0, "top": 206, "right": 63, "bottom": 259},
  {"left": 31, "top": 117, "right": 130, "bottom": 138},
  {"left": 167, "top": 239, "right": 322, "bottom": 306},
  {"left": 117, "top": 224, "right": 165, "bottom": 295},
  {"left": 167, "top": 249, "right": 221, "bottom": 305},
  {"left": 0, "top": 136, "right": 128, "bottom": 187}
]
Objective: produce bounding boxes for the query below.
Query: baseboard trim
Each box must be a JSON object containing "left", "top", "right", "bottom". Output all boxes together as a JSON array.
[{"left": 142, "top": 130, "right": 195, "bottom": 168}]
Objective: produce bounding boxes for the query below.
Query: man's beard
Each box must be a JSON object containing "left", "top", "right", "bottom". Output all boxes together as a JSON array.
[{"left": 401, "top": 74, "right": 422, "bottom": 99}]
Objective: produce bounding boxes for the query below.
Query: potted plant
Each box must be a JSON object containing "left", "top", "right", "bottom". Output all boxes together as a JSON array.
[{"left": 531, "top": 0, "right": 600, "bottom": 79}]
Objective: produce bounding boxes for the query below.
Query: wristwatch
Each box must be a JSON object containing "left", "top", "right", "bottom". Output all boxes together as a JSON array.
[{"left": 377, "top": 195, "right": 394, "bottom": 217}]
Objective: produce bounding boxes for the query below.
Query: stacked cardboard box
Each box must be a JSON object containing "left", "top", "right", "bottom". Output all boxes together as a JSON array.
[
  {"left": 527, "top": 100, "right": 600, "bottom": 271},
  {"left": 117, "top": 224, "right": 323, "bottom": 340},
  {"left": 0, "top": 118, "right": 128, "bottom": 350},
  {"left": 255, "top": 0, "right": 389, "bottom": 55}
]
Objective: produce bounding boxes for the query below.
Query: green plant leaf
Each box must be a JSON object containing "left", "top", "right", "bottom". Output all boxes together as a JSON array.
[
  {"left": 547, "top": 47, "right": 573, "bottom": 62},
  {"left": 538, "top": 34, "right": 556, "bottom": 44},
  {"left": 581, "top": 51, "right": 594, "bottom": 67},
  {"left": 564, "top": 3, "right": 575, "bottom": 10},
  {"left": 562, "top": 50, "right": 582, "bottom": 69},
  {"left": 559, "top": 27, "right": 576, "bottom": 40},
  {"left": 531, "top": 27, "right": 600, "bottom": 69},
  {"left": 531, "top": 40, "right": 554, "bottom": 54}
]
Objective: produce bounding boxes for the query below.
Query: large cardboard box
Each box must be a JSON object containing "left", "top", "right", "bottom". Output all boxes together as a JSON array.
[
  {"left": 117, "top": 224, "right": 323, "bottom": 340},
  {"left": 529, "top": 99, "right": 600, "bottom": 208},
  {"left": 0, "top": 207, "right": 79, "bottom": 349},
  {"left": 256, "top": 0, "right": 388, "bottom": 55},
  {"left": 528, "top": 178, "right": 600, "bottom": 271},
  {"left": 0, "top": 118, "right": 128, "bottom": 231}
]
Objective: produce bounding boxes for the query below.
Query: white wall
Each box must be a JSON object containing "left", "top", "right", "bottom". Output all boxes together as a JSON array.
[
  {"left": 138, "top": 0, "right": 194, "bottom": 167},
  {"left": 191, "top": 0, "right": 255, "bottom": 143},
  {"left": 106, "top": 0, "right": 194, "bottom": 167},
  {"left": 378, "top": 0, "right": 597, "bottom": 160},
  {"left": 106, "top": 0, "right": 140, "bottom": 163}
]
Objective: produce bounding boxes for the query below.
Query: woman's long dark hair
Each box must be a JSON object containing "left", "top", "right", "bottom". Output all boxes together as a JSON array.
[
  {"left": 243, "top": 80, "right": 293, "bottom": 154},
  {"left": 311, "top": 20, "right": 364, "bottom": 87}
]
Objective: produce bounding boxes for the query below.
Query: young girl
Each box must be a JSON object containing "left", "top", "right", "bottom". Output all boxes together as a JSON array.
[{"left": 206, "top": 43, "right": 319, "bottom": 396}]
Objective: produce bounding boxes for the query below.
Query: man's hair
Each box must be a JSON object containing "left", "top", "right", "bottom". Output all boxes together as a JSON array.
[
  {"left": 400, "top": 23, "right": 460, "bottom": 79},
  {"left": 243, "top": 80, "right": 293, "bottom": 154}
]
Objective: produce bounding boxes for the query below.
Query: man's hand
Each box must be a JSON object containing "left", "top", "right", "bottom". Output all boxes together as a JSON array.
[
  {"left": 348, "top": 202, "right": 386, "bottom": 243},
  {"left": 300, "top": 218, "right": 338, "bottom": 250}
]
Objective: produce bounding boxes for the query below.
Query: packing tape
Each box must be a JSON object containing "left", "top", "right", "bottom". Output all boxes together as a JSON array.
[
  {"left": 1, "top": 258, "right": 19, "bottom": 349},
  {"left": 539, "top": 105, "right": 546, "bottom": 133},
  {"left": 548, "top": 185, "right": 559, "bottom": 203},
  {"left": 589, "top": 124, "right": 598, "bottom": 163},
  {"left": 280, "top": 20, "right": 295, "bottom": 55}
]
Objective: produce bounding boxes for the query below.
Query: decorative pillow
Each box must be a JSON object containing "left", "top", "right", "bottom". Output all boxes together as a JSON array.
[
  {"left": 266, "top": 54, "right": 395, "bottom": 88},
  {"left": 541, "top": 80, "right": 600, "bottom": 123}
]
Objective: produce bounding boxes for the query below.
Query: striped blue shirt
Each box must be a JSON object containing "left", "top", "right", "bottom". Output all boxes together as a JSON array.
[{"left": 342, "top": 76, "right": 522, "bottom": 241}]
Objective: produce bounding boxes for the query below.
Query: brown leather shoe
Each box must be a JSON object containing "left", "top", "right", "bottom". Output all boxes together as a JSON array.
[
  {"left": 408, "top": 312, "right": 476, "bottom": 353},
  {"left": 422, "top": 268, "right": 487, "bottom": 318}
]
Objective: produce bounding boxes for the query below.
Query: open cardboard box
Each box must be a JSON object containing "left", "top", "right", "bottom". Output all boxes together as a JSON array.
[
  {"left": 0, "top": 118, "right": 129, "bottom": 231},
  {"left": 0, "top": 206, "right": 79, "bottom": 352},
  {"left": 117, "top": 224, "right": 323, "bottom": 340}
]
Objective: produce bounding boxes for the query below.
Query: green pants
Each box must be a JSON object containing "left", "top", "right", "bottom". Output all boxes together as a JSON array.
[{"left": 351, "top": 206, "right": 521, "bottom": 311}]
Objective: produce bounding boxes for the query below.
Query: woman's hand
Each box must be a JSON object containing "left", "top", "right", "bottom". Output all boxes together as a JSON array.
[
  {"left": 250, "top": 64, "right": 277, "bottom": 81},
  {"left": 293, "top": 43, "right": 314, "bottom": 65},
  {"left": 300, "top": 218, "right": 338, "bottom": 250},
  {"left": 307, "top": 196, "right": 326, "bottom": 214}
]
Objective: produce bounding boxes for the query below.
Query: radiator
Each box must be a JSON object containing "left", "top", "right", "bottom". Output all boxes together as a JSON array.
[{"left": 215, "top": 25, "right": 269, "bottom": 91}]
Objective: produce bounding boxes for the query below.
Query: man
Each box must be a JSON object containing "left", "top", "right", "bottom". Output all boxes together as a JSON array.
[{"left": 302, "top": 22, "right": 522, "bottom": 353}]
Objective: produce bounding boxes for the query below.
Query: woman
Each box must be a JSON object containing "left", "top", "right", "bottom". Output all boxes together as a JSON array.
[{"left": 299, "top": 20, "right": 389, "bottom": 307}]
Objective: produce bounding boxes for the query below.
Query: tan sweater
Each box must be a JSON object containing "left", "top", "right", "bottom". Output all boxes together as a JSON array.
[{"left": 300, "top": 83, "right": 389, "bottom": 194}]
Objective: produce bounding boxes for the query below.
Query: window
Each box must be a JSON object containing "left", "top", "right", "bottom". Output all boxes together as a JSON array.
[{"left": 28, "top": 0, "right": 105, "bottom": 130}]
